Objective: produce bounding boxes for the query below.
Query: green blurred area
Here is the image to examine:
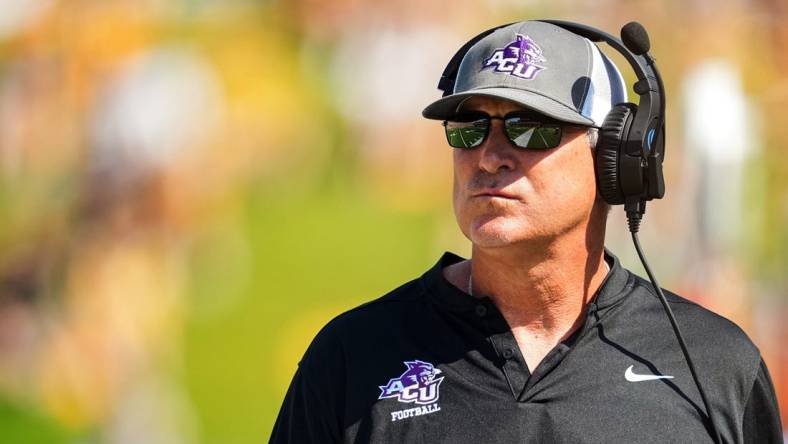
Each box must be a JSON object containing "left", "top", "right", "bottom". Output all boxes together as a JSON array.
[
  {"left": 0, "top": 176, "right": 444, "bottom": 443},
  {"left": 183, "top": 181, "right": 439, "bottom": 443},
  {"left": 0, "top": 397, "right": 79, "bottom": 444}
]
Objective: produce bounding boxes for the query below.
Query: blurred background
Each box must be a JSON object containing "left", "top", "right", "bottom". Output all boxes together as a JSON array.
[{"left": 0, "top": 0, "right": 785, "bottom": 442}]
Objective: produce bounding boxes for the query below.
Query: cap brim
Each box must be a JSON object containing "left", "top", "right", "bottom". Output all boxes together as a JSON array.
[{"left": 421, "top": 87, "right": 595, "bottom": 127}]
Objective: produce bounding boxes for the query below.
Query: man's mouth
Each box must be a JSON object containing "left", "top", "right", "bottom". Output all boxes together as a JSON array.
[{"left": 472, "top": 189, "right": 520, "bottom": 200}]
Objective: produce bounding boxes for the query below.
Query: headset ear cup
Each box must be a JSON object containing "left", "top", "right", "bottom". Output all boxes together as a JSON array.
[{"left": 595, "top": 103, "right": 636, "bottom": 205}]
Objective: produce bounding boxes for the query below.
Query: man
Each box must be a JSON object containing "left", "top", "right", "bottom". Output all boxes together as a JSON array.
[{"left": 270, "top": 20, "right": 783, "bottom": 443}]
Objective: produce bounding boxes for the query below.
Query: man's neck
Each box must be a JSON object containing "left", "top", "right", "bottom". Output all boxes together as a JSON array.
[
  {"left": 473, "top": 234, "right": 607, "bottom": 336},
  {"left": 443, "top": 222, "right": 609, "bottom": 347}
]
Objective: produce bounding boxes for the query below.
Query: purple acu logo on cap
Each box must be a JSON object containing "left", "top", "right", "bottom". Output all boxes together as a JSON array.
[
  {"left": 378, "top": 360, "right": 444, "bottom": 405},
  {"left": 481, "top": 34, "right": 546, "bottom": 80}
]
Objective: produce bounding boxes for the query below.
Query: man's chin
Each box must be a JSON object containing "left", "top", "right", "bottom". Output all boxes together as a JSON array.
[{"left": 469, "top": 225, "right": 527, "bottom": 248}]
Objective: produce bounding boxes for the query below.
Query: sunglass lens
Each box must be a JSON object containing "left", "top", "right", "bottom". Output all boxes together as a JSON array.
[
  {"left": 445, "top": 119, "right": 488, "bottom": 149},
  {"left": 505, "top": 118, "right": 561, "bottom": 149}
]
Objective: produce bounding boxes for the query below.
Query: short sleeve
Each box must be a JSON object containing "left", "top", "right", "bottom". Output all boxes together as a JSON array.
[
  {"left": 269, "top": 316, "right": 349, "bottom": 444},
  {"left": 269, "top": 365, "right": 342, "bottom": 444},
  {"left": 742, "top": 358, "right": 783, "bottom": 444}
]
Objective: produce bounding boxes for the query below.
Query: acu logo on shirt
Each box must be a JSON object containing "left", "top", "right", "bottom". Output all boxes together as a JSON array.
[
  {"left": 378, "top": 360, "right": 444, "bottom": 404},
  {"left": 378, "top": 360, "right": 444, "bottom": 422}
]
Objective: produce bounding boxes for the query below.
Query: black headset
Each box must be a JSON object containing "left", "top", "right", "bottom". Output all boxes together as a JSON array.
[
  {"left": 436, "top": 20, "right": 666, "bottom": 221},
  {"left": 435, "top": 21, "right": 724, "bottom": 443}
]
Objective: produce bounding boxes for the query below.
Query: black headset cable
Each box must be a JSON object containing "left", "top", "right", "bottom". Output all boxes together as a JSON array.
[{"left": 627, "top": 208, "right": 722, "bottom": 444}]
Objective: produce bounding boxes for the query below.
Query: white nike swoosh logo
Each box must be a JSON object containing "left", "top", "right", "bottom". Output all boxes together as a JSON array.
[{"left": 624, "top": 365, "right": 674, "bottom": 382}]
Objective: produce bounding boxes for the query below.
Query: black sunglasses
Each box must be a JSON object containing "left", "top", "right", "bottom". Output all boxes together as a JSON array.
[{"left": 442, "top": 112, "right": 572, "bottom": 150}]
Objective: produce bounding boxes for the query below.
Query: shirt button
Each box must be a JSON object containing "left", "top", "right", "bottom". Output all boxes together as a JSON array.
[
  {"left": 474, "top": 305, "right": 487, "bottom": 317},
  {"left": 502, "top": 348, "right": 515, "bottom": 360}
]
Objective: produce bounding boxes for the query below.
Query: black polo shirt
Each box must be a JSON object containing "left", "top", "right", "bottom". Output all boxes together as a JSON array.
[{"left": 270, "top": 250, "right": 783, "bottom": 443}]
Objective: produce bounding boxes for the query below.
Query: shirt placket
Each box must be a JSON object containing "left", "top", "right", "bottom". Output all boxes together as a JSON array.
[
  {"left": 518, "top": 301, "right": 600, "bottom": 401},
  {"left": 472, "top": 301, "right": 532, "bottom": 401}
]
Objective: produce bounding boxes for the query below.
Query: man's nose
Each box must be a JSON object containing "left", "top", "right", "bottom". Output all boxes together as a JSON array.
[{"left": 478, "top": 119, "right": 516, "bottom": 173}]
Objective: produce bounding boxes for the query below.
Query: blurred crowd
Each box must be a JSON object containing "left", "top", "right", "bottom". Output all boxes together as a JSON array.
[{"left": 0, "top": 0, "right": 785, "bottom": 442}]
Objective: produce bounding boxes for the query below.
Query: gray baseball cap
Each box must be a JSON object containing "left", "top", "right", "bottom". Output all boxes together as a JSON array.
[{"left": 422, "top": 21, "right": 627, "bottom": 127}]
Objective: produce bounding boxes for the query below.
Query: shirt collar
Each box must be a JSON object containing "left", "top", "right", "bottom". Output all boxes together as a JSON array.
[{"left": 419, "top": 248, "right": 632, "bottom": 314}]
